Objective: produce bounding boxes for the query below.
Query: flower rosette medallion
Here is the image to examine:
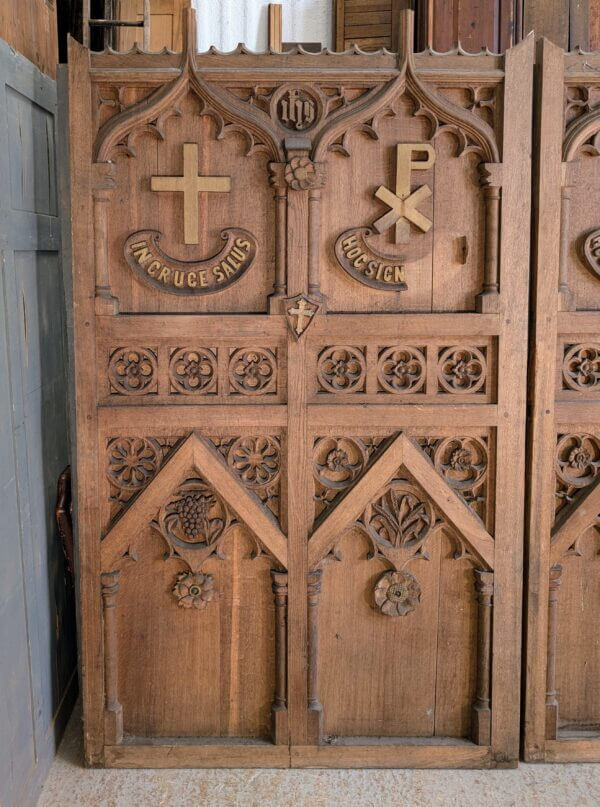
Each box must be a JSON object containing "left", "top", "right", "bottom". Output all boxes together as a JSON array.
[
  {"left": 374, "top": 570, "right": 421, "bottom": 617},
  {"left": 172, "top": 571, "right": 215, "bottom": 610}
]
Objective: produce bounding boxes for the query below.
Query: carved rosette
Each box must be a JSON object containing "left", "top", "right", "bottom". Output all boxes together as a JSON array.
[
  {"left": 109, "top": 347, "right": 157, "bottom": 395},
  {"left": 562, "top": 344, "right": 600, "bottom": 391},
  {"left": 377, "top": 346, "right": 426, "bottom": 394},
  {"left": 172, "top": 571, "right": 215, "bottom": 610},
  {"left": 317, "top": 346, "right": 366, "bottom": 393},
  {"left": 434, "top": 437, "right": 487, "bottom": 491},
  {"left": 313, "top": 436, "right": 386, "bottom": 519},
  {"left": 374, "top": 570, "right": 421, "bottom": 617},
  {"left": 229, "top": 348, "right": 277, "bottom": 396},
  {"left": 360, "top": 481, "right": 435, "bottom": 552},
  {"left": 212, "top": 435, "right": 281, "bottom": 521},
  {"left": 437, "top": 346, "right": 486, "bottom": 394},
  {"left": 556, "top": 433, "right": 600, "bottom": 488},
  {"left": 283, "top": 157, "right": 326, "bottom": 190},
  {"left": 169, "top": 348, "right": 217, "bottom": 394},
  {"left": 434, "top": 436, "right": 488, "bottom": 520},
  {"left": 107, "top": 437, "right": 162, "bottom": 490},
  {"left": 227, "top": 436, "right": 281, "bottom": 488},
  {"left": 106, "top": 436, "right": 180, "bottom": 523}
]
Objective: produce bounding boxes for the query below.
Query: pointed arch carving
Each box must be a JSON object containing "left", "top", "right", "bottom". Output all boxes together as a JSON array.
[
  {"left": 312, "top": 20, "right": 499, "bottom": 163},
  {"left": 94, "top": 8, "right": 284, "bottom": 163},
  {"left": 563, "top": 104, "right": 600, "bottom": 160}
]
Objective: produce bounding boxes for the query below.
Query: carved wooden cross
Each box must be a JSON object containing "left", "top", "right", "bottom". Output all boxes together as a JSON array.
[
  {"left": 288, "top": 297, "right": 315, "bottom": 335},
  {"left": 150, "top": 143, "right": 231, "bottom": 244},
  {"left": 373, "top": 143, "right": 435, "bottom": 244}
]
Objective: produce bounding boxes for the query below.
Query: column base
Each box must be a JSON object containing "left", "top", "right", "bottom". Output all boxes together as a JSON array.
[{"left": 471, "top": 703, "right": 491, "bottom": 745}]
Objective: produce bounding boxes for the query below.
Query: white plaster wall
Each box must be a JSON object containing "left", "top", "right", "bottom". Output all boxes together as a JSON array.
[{"left": 192, "top": 0, "right": 332, "bottom": 52}]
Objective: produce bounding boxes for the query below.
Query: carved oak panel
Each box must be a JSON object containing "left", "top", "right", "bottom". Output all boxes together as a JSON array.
[
  {"left": 66, "top": 7, "right": 531, "bottom": 769},
  {"left": 526, "top": 41, "right": 600, "bottom": 763}
]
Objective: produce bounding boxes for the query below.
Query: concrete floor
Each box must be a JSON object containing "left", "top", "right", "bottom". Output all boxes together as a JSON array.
[{"left": 38, "top": 704, "right": 600, "bottom": 807}]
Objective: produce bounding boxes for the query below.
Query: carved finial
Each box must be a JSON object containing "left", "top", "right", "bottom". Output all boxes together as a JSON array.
[
  {"left": 396, "top": 1, "right": 415, "bottom": 68},
  {"left": 181, "top": 4, "right": 197, "bottom": 68}
]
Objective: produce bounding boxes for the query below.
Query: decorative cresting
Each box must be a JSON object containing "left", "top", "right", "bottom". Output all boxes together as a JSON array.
[
  {"left": 108, "top": 347, "right": 158, "bottom": 395},
  {"left": 169, "top": 348, "right": 217, "bottom": 394},
  {"left": 374, "top": 569, "right": 421, "bottom": 616},
  {"left": 562, "top": 343, "right": 600, "bottom": 390},
  {"left": 437, "top": 345, "right": 487, "bottom": 394},
  {"left": 317, "top": 346, "right": 367, "bottom": 393},
  {"left": 228, "top": 348, "right": 277, "bottom": 396},
  {"left": 377, "top": 345, "right": 426, "bottom": 394}
]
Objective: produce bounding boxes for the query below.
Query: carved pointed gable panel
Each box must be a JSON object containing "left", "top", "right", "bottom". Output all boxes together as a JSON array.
[
  {"left": 308, "top": 433, "right": 494, "bottom": 570},
  {"left": 101, "top": 432, "right": 287, "bottom": 570}
]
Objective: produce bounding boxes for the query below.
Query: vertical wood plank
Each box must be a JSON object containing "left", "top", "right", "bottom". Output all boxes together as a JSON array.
[
  {"left": 65, "top": 36, "right": 104, "bottom": 765},
  {"left": 286, "top": 187, "right": 310, "bottom": 746},
  {"left": 490, "top": 32, "right": 533, "bottom": 764},
  {"left": 523, "top": 36, "right": 563, "bottom": 763}
]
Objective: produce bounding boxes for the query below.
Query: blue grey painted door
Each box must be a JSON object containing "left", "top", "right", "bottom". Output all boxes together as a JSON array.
[{"left": 0, "top": 38, "right": 77, "bottom": 807}]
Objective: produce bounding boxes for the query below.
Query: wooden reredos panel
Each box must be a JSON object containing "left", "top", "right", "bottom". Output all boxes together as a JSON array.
[{"left": 65, "top": 8, "right": 532, "bottom": 768}]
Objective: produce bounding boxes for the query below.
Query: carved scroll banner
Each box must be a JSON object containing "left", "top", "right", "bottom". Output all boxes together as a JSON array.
[
  {"left": 124, "top": 228, "right": 257, "bottom": 295},
  {"left": 334, "top": 227, "right": 407, "bottom": 291}
]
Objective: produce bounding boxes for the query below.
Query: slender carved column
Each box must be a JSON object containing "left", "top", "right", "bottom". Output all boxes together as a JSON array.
[
  {"left": 92, "top": 162, "right": 118, "bottom": 314},
  {"left": 545, "top": 564, "right": 563, "bottom": 740},
  {"left": 271, "top": 570, "right": 289, "bottom": 744},
  {"left": 308, "top": 188, "right": 321, "bottom": 298},
  {"left": 472, "top": 569, "right": 494, "bottom": 745},
  {"left": 101, "top": 570, "right": 123, "bottom": 744},
  {"left": 274, "top": 186, "right": 288, "bottom": 298},
  {"left": 268, "top": 162, "right": 288, "bottom": 312},
  {"left": 307, "top": 568, "right": 323, "bottom": 744},
  {"left": 476, "top": 163, "right": 502, "bottom": 313},
  {"left": 558, "top": 183, "right": 575, "bottom": 311}
]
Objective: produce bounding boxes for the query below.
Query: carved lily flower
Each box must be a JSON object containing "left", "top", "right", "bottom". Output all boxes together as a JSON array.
[
  {"left": 374, "top": 570, "right": 421, "bottom": 617},
  {"left": 172, "top": 571, "right": 215, "bottom": 610}
]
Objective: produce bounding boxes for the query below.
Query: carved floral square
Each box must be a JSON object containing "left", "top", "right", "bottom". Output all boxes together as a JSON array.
[
  {"left": 109, "top": 347, "right": 158, "bottom": 395},
  {"left": 229, "top": 348, "right": 277, "bottom": 396}
]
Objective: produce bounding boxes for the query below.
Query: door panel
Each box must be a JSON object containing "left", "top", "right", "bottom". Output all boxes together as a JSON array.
[
  {"left": 66, "top": 8, "right": 532, "bottom": 768},
  {"left": 525, "top": 39, "right": 600, "bottom": 763}
]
